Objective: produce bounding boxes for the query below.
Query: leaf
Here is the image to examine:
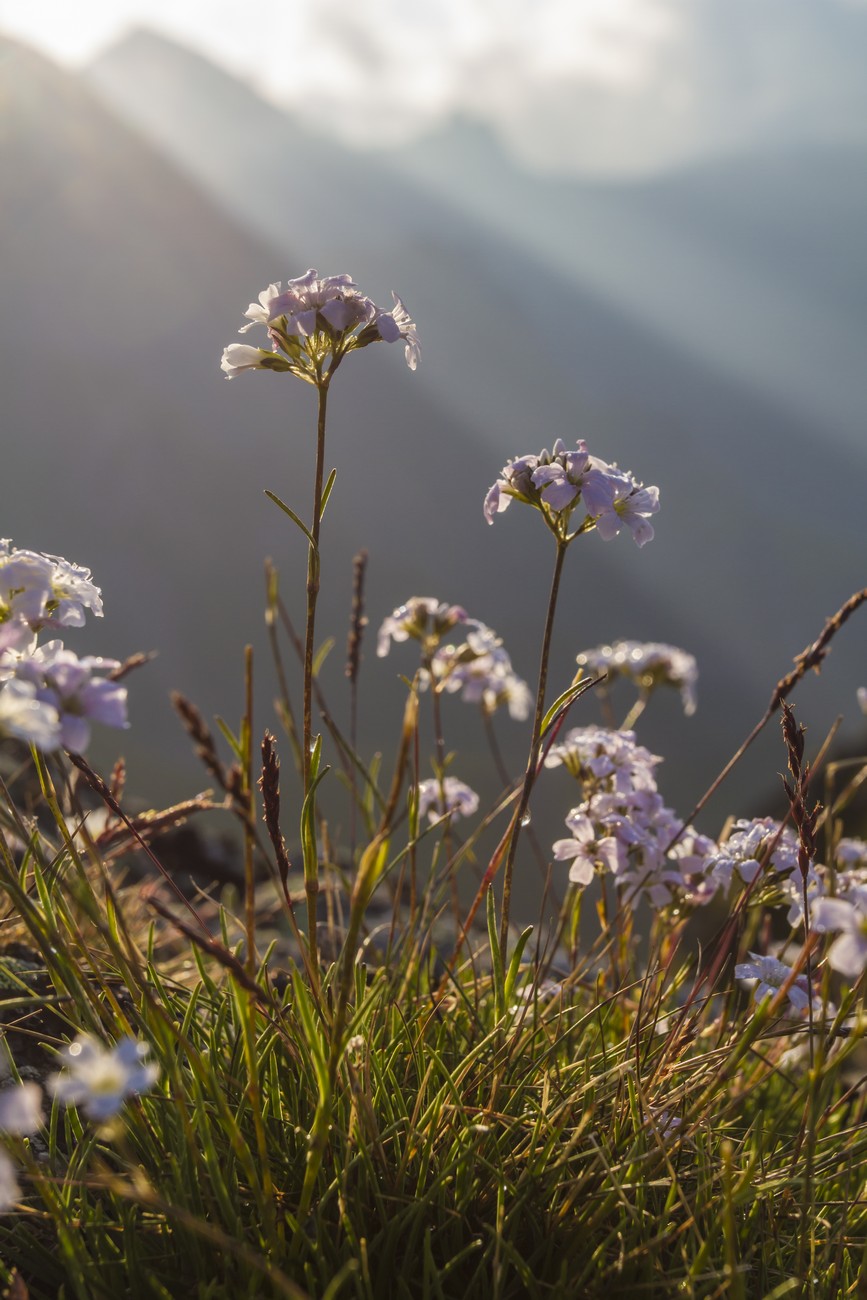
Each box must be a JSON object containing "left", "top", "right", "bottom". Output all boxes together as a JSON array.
[
  {"left": 487, "top": 887, "right": 505, "bottom": 1020},
  {"left": 540, "top": 675, "right": 600, "bottom": 739},
  {"left": 503, "top": 926, "right": 534, "bottom": 1010},
  {"left": 312, "top": 637, "right": 335, "bottom": 678},
  {"left": 320, "top": 468, "right": 337, "bottom": 515},
  {"left": 264, "top": 490, "right": 316, "bottom": 550},
  {"left": 214, "top": 716, "right": 244, "bottom": 762}
]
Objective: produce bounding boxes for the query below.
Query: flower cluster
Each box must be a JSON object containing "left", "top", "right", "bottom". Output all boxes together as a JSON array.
[
  {"left": 423, "top": 622, "right": 532, "bottom": 721},
  {"left": 377, "top": 597, "right": 469, "bottom": 659},
  {"left": 378, "top": 601, "right": 531, "bottom": 722},
  {"left": 484, "top": 439, "right": 659, "bottom": 546},
  {"left": 417, "top": 776, "right": 480, "bottom": 824},
  {"left": 0, "top": 542, "right": 128, "bottom": 752},
  {"left": 221, "top": 269, "right": 419, "bottom": 382},
  {"left": 547, "top": 726, "right": 717, "bottom": 906},
  {"left": 575, "top": 640, "right": 698, "bottom": 716},
  {"left": 702, "top": 817, "right": 800, "bottom": 892}
]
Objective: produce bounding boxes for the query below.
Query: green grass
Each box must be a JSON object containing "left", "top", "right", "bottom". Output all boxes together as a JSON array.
[{"left": 0, "top": 744, "right": 865, "bottom": 1299}]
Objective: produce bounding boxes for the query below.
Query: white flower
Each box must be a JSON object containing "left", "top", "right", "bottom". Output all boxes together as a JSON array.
[
  {"left": 0, "top": 1083, "right": 43, "bottom": 1136},
  {"left": 0, "top": 542, "right": 102, "bottom": 634},
  {"left": 0, "top": 542, "right": 53, "bottom": 632},
  {"left": 417, "top": 776, "right": 479, "bottom": 823},
  {"left": 49, "top": 1034, "right": 159, "bottom": 1121},
  {"left": 0, "top": 1150, "right": 20, "bottom": 1212},
  {"left": 812, "top": 887, "right": 867, "bottom": 981},
  {"left": 220, "top": 342, "right": 289, "bottom": 379},
  {"left": 14, "top": 641, "right": 128, "bottom": 752},
  {"left": 0, "top": 678, "right": 61, "bottom": 749}
]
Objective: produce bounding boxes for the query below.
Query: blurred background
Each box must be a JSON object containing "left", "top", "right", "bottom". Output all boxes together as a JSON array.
[{"left": 1, "top": 2, "right": 865, "bottom": 902}]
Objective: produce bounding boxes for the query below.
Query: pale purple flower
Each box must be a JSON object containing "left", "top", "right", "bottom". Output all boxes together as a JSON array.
[
  {"left": 858, "top": 687, "right": 867, "bottom": 715},
  {"left": 0, "top": 1083, "right": 43, "bottom": 1136},
  {"left": 484, "top": 452, "right": 542, "bottom": 524},
  {"left": 553, "top": 811, "right": 625, "bottom": 886},
  {"left": 812, "top": 887, "right": 867, "bottom": 981},
  {"left": 374, "top": 294, "right": 420, "bottom": 370},
  {"left": 544, "top": 726, "right": 661, "bottom": 795},
  {"left": 15, "top": 641, "right": 128, "bottom": 752},
  {"left": 530, "top": 441, "right": 616, "bottom": 516},
  {"left": 0, "top": 619, "right": 35, "bottom": 655},
  {"left": 224, "top": 269, "right": 418, "bottom": 378},
  {"left": 782, "top": 864, "right": 826, "bottom": 929},
  {"left": 706, "top": 818, "right": 799, "bottom": 892},
  {"left": 593, "top": 472, "right": 660, "bottom": 547},
  {"left": 417, "top": 776, "right": 479, "bottom": 823},
  {"left": 49, "top": 1034, "right": 159, "bottom": 1121},
  {"left": 576, "top": 640, "right": 698, "bottom": 715},
  {"left": 241, "top": 270, "right": 373, "bottom": 339},
  {"left": 735, "top": 952, "right": 825, "bottom": 1015},
  {"left": 484, "top": 439, "right": 648, "bottom": 540},
  {"left": 0, "top": 678, "right": 61, "bottom": 750},
  {"left": 836, "top": 838, "right": 867, "bottom": 869},
  {"left": 377, "top": 598, "right": 468, "bottom": 658},
  {"left": 425, "top": 621, "right": 531, "bottom": 720}
]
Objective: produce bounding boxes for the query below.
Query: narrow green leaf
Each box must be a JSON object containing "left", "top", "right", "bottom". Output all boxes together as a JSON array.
[
  {"left": 312, "top": 637, "right": 335, "bottom": 678},
  {"left": 540, "top": 675, "right": 600, "bottom": 739},
  {"left": 264, "top": 490, "right": 316, "bottom": 550},
  {"left": 503, "top": 925, "right": 534, "bottom": 1009},
  {"left": 320, "top": 468, "right": 337, "bottom": 515},
  {"left": 214, "top": 715, "right": 244, "bottom": 762},
  {"left": 487, "top": 887, "right": 505, "bottom": 1021}
]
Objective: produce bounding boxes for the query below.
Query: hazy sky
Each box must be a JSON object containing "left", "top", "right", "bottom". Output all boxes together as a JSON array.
[{"left": 2, "top": 0, "right": 866, "bottom": 173}]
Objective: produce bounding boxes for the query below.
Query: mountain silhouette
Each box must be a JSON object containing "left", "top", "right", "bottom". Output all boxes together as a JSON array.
[
  {"left": 0, "top": 33, "right": 863, "bottom": 889},
  {"left": 83, "top": 31, "right": 867, "bottom": 808}
]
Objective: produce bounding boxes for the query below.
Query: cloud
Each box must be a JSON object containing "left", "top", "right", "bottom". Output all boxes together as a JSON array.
[{"left": 3, "top": 0, "right": 866, "bottom": 173}]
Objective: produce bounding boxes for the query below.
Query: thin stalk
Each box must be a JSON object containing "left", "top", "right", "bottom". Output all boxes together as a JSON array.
[
  {"left": 303, "top": 378, "right": 330, "bottom": 796},
  {"left": 482, "top": 705, "right": 551, "bottom": 882},
  {"left": 425, "top": 657, "right": 457, "bottom": 926},
  {"left": 242, "top": 645, "right": 256, "bottom": 977},
  {"left": 499, "top": 537, "right": 567, "bottom": 952}
]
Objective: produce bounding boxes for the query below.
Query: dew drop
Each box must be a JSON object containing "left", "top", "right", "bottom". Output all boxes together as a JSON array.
[{"left": 520, "top": 811, "right": 532, "bottom": 827}]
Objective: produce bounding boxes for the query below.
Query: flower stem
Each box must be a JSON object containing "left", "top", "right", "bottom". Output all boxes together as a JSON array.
[
  {"left": 301, "top": 378, "right": 329, "bottom": 969},
  {"left": 303, "top": 380, "right": 329, "bottom": 796},
  {"left": 499, "top": 537, "right": 567, "bottom": 952}
]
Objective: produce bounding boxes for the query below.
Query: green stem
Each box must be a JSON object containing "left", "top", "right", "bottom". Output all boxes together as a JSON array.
[{"left": 499, "top": 537, "right": 567, "bottom": 952}]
